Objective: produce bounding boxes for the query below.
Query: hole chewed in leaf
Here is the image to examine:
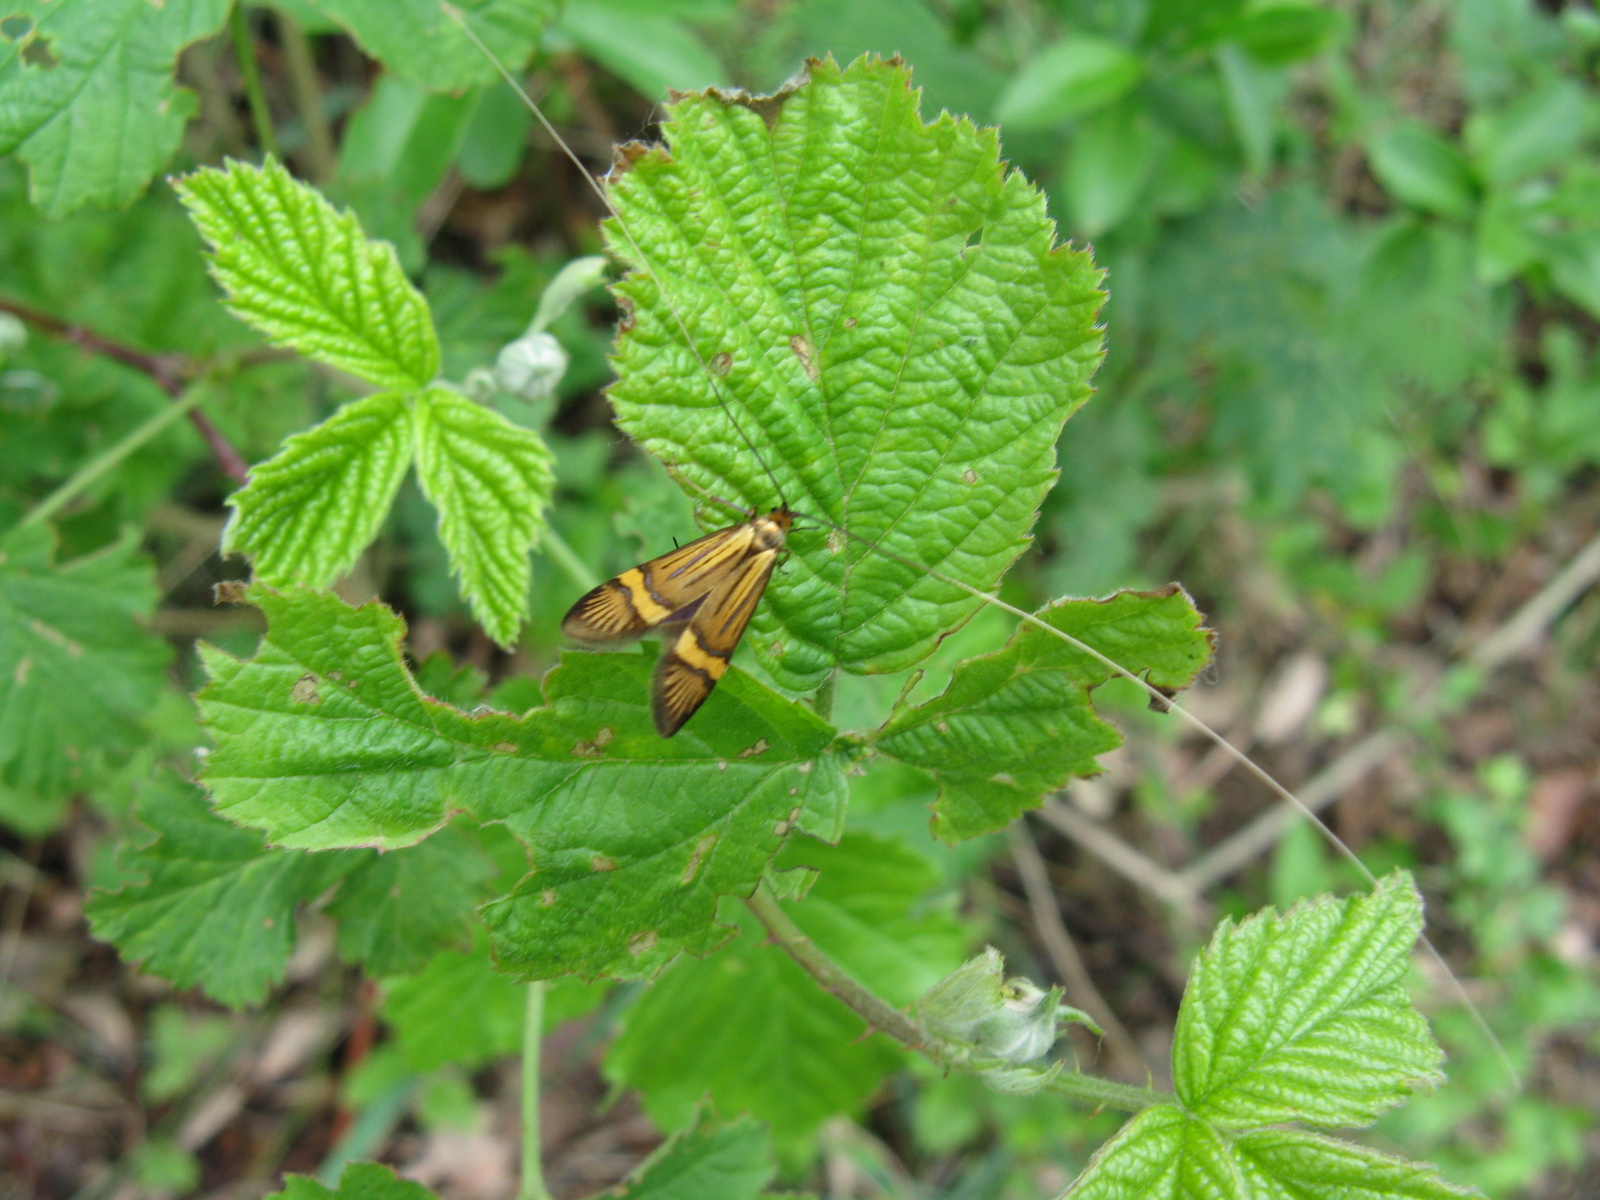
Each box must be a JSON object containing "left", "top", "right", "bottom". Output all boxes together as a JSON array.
[
  {"left": 1, "top": 14, "right": 33, "bottom": 39},
  {"left": 19, "top": 32, "right": 59, "bottom": 69}
]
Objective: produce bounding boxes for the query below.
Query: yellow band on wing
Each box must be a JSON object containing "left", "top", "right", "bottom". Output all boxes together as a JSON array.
[
  {"left": 674, "top": 627, "right": 729, "bottom": 679},
  {"left": 619, "top": 567, "right": 673, "bottom": 623}
]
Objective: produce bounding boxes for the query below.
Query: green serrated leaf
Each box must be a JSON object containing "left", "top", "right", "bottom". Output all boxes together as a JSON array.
[
  {"left": 606, "top": 56, "right": 1105, "bottom": 691},
  {"left": 177, "top": 157, "right": 440, "bottom": 389},
  {"left": 874, "top": 587, "right": 1213, "bottom": 842},
  {"left": 195, "top": 587, "right": 846, "bottom": 976},
  {"left": 1232, "top": 1129, "right": 1480, "bottom": 1200},
  {"left": 223, "top": 390, "right": 415, "bottom": 587},
  {"left": 412, "top": 385, "right": 554, "bottom": 647},
  {"left": 380, "top": 934, "right": 606, "bottom": 1071},
  {"left": 1173, "top": 872, "right": 1445, "bottom": 1129},
  {"left": 328, "top": 824, "right": 494, "bottom": 975},
  {"left": 613, "top": 1114, "right": 777, "bottom": 1200},
  {"left": 993, "top": 36, "right": 1144, "bottom": 128},
  {"left": 0, "top": 525, "right": 172, "bottom": 799},
  {"left": 85, "top": 776, "right": 353, "bottom": 1006},
  {"left": 314, "top": 0, "right": 555, "bottom": 92},
  {"left": 267, "top": 1162, "right": 437, "bottom": 1200},
  {"left": 1063, "top": 1105, "right": 1239, "bottom": 1199},
  {"left": 605, "top": 831, "right": 964, "bottom": 1145},
  {"left": 0, "top": 0, "right": 230, "bottom": 217}
]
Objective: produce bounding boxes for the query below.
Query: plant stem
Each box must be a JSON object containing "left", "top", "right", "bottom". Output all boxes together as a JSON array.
[
  {"left": 230, "top": 4, "right": 281, "bottom": 160},
  {"left": 0, "top": 294, "right": 250, "bottom": 482},
  {"left": 542, "top": 525, "right": 599, "bottom": 591},
  {"left": 275, "top": 10, "right": 336, "bottom": 183},
  {"left": 19, "top": 387, "right": 211, "bottom": 529},
  {"left": 746, "top": 885, "right": 1171, "bottom": 1115},
  {"left": 520, "top": 982, "right": 552, "bottom": 1200}
]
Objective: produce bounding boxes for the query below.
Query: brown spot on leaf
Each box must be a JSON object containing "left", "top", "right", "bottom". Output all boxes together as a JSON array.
[
  {"left": 936, "top": 720, "right": 950, "bottom": 734},
  {"left": 628, "top": 930, "right": 659, "bottom": 957},
  {"left": 590, "top": 855, "right": 616, "bottom": 872},
  {"left": 711, "top": 351, "right": 733, "bottom": 376},
  {"left": 843, "top": 316, "right": 857, "bottom": 329},
  {"left": 490, "top": 741, "right": 518, "bottom": 754},
  {"left": 682, "top": 834, "right": 716, "bottom": 883},
  {"left": 738, "top": 738, "right": 769, "bottom": 759},
  {"left": 796, "top": 761, "right": 812, "bottom": 774},
  {"left": 13, "top": 656, "right": 28, "bottom": 686},
  {"left": 539, "top": 889, "right": 558, "bottom": 907},
  {"left": 790, "top": 335, "right": 819, "bottom": 381},
  {"left": 962, "top": 469, "right": 979, "bottom": 484},
  {"left": 290, "top": 673, "right": 321, "bottom": 705}
]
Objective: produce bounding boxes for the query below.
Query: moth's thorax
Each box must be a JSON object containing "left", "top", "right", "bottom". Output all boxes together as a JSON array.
[{"left": 751, "top": 508, "right": 793, "bottom": 552}]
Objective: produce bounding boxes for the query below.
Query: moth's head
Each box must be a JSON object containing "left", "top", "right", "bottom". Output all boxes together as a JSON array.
[{"left": 753, "top": 507, "right": 794, "bottom": 550}]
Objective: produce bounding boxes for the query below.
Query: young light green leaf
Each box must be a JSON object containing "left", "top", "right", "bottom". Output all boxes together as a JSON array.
[
  {"left": 0, "top": 525, "right": 172, "bottom": 799},
  {"left": 380, "top": 935, "right": 606, "bottom": 1071},
  {"left": 606, "top": 56, "right": 1105, "bottom": 691},
  {"left": 873, "top": 587, "right": 1213, "bottom": 842},
  {"left": 0, "top": 0, "right": 230, "bottom": 217},
  {"left": 196, "top": 587, "right": 847, "bottom": 976},
  {"left": 1231, "top": 1130, "right": 1479, "bottom": 1200},
  {"left": 177, "top": 157, "right": 440, "bottom": 389},
  {"left": 612, "top": 1114, "right": 776, "bottom": 1200},
  {"left": 223, "top": 390, "right": 415, "bottom": 587},
  {"left": 327, "top": 824, "right": 495, "bottom": 975},
  {"left": 314, "top": 0, "right": 554, "bottom": 92},
  {"left": 1062, "top": 1105, "right": 1239, "bottom": 1199},
  {"left": 86, "top": 777, "right": 353, "bottom": 1007},
  {"left": 1367, "top": 122, "right": 1478, "bottom": 222},
  {"left": 412, "top": 385, "right": 554, "bottom": 647},
  {"left": 993, "top": 36, "right": 1144, "bottom": 128},
  {"left": 268, "top": 1163, "right": 437, "bottom": 1200},
  {"left": 605, "top": 832, "right": 965, "bottom": 1145},
  {"left": 1173, "top": 872, "right": 1445, "bottom": 1129}
]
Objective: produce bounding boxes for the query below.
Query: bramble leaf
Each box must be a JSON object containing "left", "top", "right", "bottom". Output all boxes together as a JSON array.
[
  {"left": 0, "top": 0, "right": 230, "bottom": 217},
  {"left": 612, "top": 1114, "right": 776, "bottom": 1200},
  {"left": 268, "top": 1163, "right": 436, "bottom": 1200},
  {"left": 606, "top": 56, "right": 1105, "bottom": 690},
  {"left": 605, "top": 832, "right": 965, "bottom": 1146},
  {"left": 874, "top": 587, "right": 1213, "bottom": 841},
  {"left": 313, "top": 0, "right": 555, "bottom": 93},
  {"left": 178, "top": 157, "right": 439, "bottom": 390},
  {"left": 327, "top": 824, "right": 495, "bottom": 976},
  {"left": 413, "top": 385, "right": 554, "bottom": 647},
  {"left": 222, "top": 390, "right": 415, "bottom": 588},
  {"left": 86, "top": 776, "right": 353, "bottom": 1007},
  {"left": 1231, "top": 1130, "right": 1478, "bottom": 1200},
  {"left": 1062, "top": 1105, "right": 1238, "bottom": 1199},
  {"left": 195, "top": 587, "right": 847, "bottom": 978},
  {"left": 1173, "top": 872, "right": 1445, "bottom": 1129},
  {"left": 0, "top": 525, "right": 171, "bottom": 799},
  {"left": 380, "top": 934, "right": 606, "bottom": 1072}
]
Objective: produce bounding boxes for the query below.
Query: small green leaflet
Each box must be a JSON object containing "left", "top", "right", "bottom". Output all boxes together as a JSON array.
[
  {"left": 412, "top": 384, "right": 554, "bottom": 647},
  {"left": 314, "top": 0, "right": 556, "bottom": 93},
  {"left": 0, "top": 524, "right": 172, "bottom": 801},
  {"left": 86, "top": 776, "right": 352, "bottom": 1008},
  {"left": 221, "top": 390, "right": 414, "bottom": 588},
  {"left": 0, "top": 0, "right": 230, "bottom": 217},
  {"left": 606, "top": 56, "right": 1106, "bottom": 691},
  {"left": 196, "top": 586, "right": 846, "bottom": 979},
  {"left": 178, "top": 157, "right": 439, "bottom": 390},
  {"left": 605, "top": 832, "right": 966, "bottom": 1146},
  {"left": 1064, "top": 874, "right": 1464, "bottom": 1199},
  {"left": 874, "top": 587, "right": 1214, "bottom": 842},
  {"left": 180, "top": 158, "right": 554, "bottom": 646},
  {"left": 1173, "top": 872, "right": 1444, "bottom": 1129},
  {"left": 611, "top": 1115, "right": 777, "bottom": 1200},
  {"left": 267, "top": 1163, "right": 436, "bottom": 1200}
]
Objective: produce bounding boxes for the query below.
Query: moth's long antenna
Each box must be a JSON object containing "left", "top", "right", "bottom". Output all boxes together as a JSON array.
[
  {"left": 440, "top": 5, "right": 1516, "bottom": 1092},
  {"left": 833, "top": 522, "right": 1520, "bottom": 1093},
  {"left": 438, "top": 3, "right": 791, "bottom": 514}
]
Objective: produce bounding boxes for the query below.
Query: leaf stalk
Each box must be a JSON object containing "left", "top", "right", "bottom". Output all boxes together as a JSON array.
[
  {"left": 745, "top": 886, "right": 1168, "bottom": 1114},
  {"left": 229, "top": 5, "right": 282, "bottom": 161},
  {"left": 520, "top": 981, "right": 552, "bottom": 1200}
]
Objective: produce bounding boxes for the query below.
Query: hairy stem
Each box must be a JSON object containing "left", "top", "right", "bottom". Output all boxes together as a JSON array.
[
  {"left": 230, "top": 4, "right": 282, "bottom": 160},
  {"left": 745, "top": 886, "right": 1168, "bottom": 1114},
  {"left": 520, "top": 982, "right": 552, "bottom": 1200}
]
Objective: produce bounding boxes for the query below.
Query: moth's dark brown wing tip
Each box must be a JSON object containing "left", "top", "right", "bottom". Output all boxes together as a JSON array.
[
  {"left": 562, "top": 581, "right": 648, "bottom": 644},
  {"left": 651, "top": 648, "right": 715, "bottom": 738}
]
